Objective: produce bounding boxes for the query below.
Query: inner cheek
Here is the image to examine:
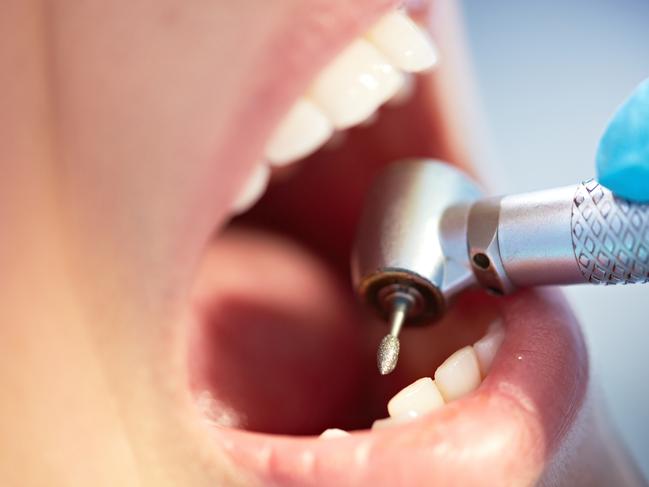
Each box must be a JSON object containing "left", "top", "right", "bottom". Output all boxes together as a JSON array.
[{"left": 189, "top": 294, "right": 368, "bottom": 435}]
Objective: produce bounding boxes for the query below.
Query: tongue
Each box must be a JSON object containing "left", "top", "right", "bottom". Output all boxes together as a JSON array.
[{"left": 188, "top": 227, "right": 381, "bottom": 435}]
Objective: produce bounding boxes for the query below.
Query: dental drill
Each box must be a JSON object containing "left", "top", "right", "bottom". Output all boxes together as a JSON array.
[{"left": 351, "top": 159, "right": 649, "bottom": 375}]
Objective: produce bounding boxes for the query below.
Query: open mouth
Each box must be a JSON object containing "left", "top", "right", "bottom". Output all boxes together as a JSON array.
[{"left": 185, "top": 2, "right": 588, "bottom": 485}]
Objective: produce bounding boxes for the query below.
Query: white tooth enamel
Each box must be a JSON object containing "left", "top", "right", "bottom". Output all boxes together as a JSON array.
[
  {"left": 265, "top": 98, "right": 334, "bottom": 166},
  {"left": 319, "top": 428, "right": 351, "bottom": 439},
  {"left": 358, "top": 111, "right": 379, "bottom": 128},
  {"left": 309, "top": 39, "right": 404, "bottom": 129},
  {"left": 231, "top": 163, "right": 270, "bottom": 214},
  {"left": 371, "top": 415, "right": 414, "bottom": 431},
  {"left": 473, "top": 319, "right": 505, "bottom": 378},
  {"left": 387, "top": 377, "right": 444, "bottom": 419},
  {"left": 259, "top": 10, "right": 434, "bottom": 169},
  {"left": 434, "top": 346, "right": 482, "bottom": 402},
  {"left": 386, "top": 72, "right": 416, "bottom": 107},
  {"left": 322, "top": 131, "right": 348, "bottom": 151},
  {"left": 366, "top": 10, "right": 439, "bottom": 73}
]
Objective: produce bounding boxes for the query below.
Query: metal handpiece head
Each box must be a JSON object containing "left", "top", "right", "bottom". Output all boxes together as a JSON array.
[
  {"left": 353, "top": 159, "right": 483, "bottom": 375},
  {"left": 352, "top": 159, "right": 483, "bottom": 327}
]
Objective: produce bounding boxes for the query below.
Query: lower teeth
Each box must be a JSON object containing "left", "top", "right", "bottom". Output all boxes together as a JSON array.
[{"left": 318, "top": 320, "right": 505, "bottom": 437}]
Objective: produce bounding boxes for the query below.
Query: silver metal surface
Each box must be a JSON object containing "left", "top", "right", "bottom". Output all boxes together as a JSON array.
[
  {"left": 498, "top": 185, "right": 584, "bottom": 287},
  {"left": 351, "top": 159, "right": 483, "bottom": 327},
  {"left": 471, "top": 180, "right": 649, "bottom": 291},
  {"left": 353, "top": 159, "right": 648, "bottom": 374},
  {"left": 466, "top": 197, "right": 515, "bottom": 294},
  {"left": 572, "top": 179, "right": 649, "bottom": 284},
  {"left": 470, "top": 185, "right": 585, "bottom": 292},
  {"left": 388, "top": 299, "right": 409, "bottom": 337}
]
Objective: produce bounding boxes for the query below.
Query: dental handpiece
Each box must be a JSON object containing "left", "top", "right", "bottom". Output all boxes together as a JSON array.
[{"left": 351, "top": 159, "right": 649, "bottom": 374}]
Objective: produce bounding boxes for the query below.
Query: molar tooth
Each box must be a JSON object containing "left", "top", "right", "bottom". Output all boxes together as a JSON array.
[
  {"left": 473, "top": 319, "right": 505, "bottom": 377},
  {"left": 434, "top": 346, "right": 482, "bottom": 402},
  {"left": 319, "top": 428, "right": 350, "bottom": 439},
  {"left": 265, "top": 98, "right": 333, "bottom": 166},
  {"left": 366, "top": 10, "right": 439, "bottom": 73},
  {"left": 231, "top": 163, "right": 270, "bottom": 214},
  {"left": 309, "top": 39, "right": 404, "bottom": 129},
  {"left": 387, "top": 377, "right": 444, "bottom": 418}
]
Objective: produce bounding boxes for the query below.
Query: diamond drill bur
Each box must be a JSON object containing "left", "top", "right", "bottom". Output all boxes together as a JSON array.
[{"left": 377, "top": 299, "right": 410, "bottom": 375}]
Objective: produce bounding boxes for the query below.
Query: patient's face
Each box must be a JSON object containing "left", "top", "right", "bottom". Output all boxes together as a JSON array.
[{"left": 0, "top": 1, "right": 640, "bottom": 486}]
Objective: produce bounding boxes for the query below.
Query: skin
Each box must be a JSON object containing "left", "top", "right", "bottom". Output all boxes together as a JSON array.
[{"left": 0, "top": 0, "right": 645, "bottom": 485}]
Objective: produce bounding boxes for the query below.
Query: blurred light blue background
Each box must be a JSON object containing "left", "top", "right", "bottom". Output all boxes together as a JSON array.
[{"left": 461, "top": 0, "right": 649, "bottom": 478}]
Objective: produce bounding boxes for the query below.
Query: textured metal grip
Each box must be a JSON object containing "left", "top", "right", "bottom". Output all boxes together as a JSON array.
[{"left": 571, "top": 179, "right": 649, "bottom": 284}]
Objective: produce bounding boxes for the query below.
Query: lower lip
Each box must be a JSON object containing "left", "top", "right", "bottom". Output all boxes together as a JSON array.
[{"left": 204, "top": 288, "right": 587, "bottom": 486}]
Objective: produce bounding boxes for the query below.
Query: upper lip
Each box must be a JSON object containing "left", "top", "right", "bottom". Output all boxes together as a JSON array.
[
  {"left": 188, "top": 1, "right": 590, "bottom": 485},
  {"left": 211, "top": 0, "right": 403, "bottom": 229}
]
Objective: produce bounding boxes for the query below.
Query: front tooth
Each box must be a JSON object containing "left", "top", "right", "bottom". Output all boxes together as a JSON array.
[
  {"left": 371, "top": 415, "right": 413, "bottom": 431},
  {"left": 473, "top": 319, "right": 505, "bottom": 378},
  {"left": 309, "top": 39, "right": 404, "bottom": 129},
  {"left": 319, "top": 428, "right": 350, "bottom": 439},
  {"left": 387, "top": 377, "right": 444, "bottom": 418},
  {"left": 322, "top": 131, "right": 348, "bottom": 152},
  {"left": 265, "top": 98, "right": 334, "bottom": 166},
  {"left": 231, "top": 163, "right": 270, "bottom": 214},
  {"left": 386, "top": 72, "right": 415, "bottom": 107},
  {"left": 366, "top": 10, "right": 439, "bottom": 73},
  {"left": 434, "top": 346, "right": 482, "bottom": 402}
]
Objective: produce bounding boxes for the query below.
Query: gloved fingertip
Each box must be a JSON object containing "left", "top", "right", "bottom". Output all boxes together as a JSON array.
[
  {"left": 596, "top": 78, "right": 649, "bottom": 203},
  {"left": 598, "top": 163, "right": 649, "bottom": 203}
]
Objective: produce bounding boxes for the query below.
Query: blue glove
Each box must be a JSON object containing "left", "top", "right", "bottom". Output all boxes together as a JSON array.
[{"left": 596, "top": 78, "right": 649, "bottom": 202}]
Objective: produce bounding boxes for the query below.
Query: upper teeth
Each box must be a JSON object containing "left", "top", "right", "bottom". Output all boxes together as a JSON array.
[
  {"left": 264, "top": 99, "right": 334, "bottom": 168},
  {"left": 366, "top": 10, "right": 440, "bottom": 72},
  {"left": 231, "top": 163, "right": 271, "bottom": 214},
  {"left": 233, "top": 9, "right": 438, "bottom": 213},
  {"left": 307, "top": 38, "right": 405, "bottom": 131}
]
